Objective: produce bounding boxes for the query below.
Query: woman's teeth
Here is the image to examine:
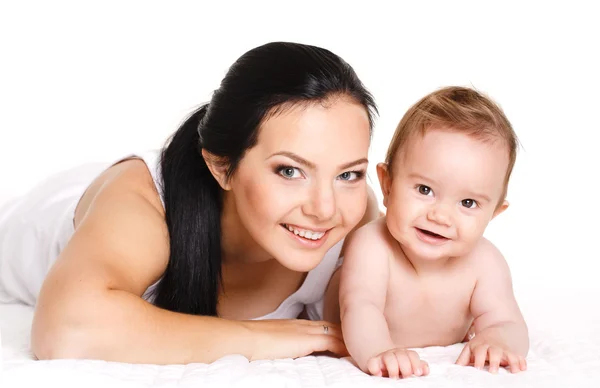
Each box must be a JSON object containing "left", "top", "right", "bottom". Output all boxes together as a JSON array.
[{"left": 283, "top": 224, "right": 326, "bottom": 240}]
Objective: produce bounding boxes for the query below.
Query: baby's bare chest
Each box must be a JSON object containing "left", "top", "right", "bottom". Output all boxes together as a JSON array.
[{"left": 383, "top": 267, "right": 477, "bottom": 348}]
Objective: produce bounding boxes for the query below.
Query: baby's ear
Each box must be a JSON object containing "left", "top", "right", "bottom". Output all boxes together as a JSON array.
[
  {"left": 376, "top": 163, "right": 391, "bottom": 208},
  {"left": 492, "top": 200, "right": 509, "bottom": 219}
]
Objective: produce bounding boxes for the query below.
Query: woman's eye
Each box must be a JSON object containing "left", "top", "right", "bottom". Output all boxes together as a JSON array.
[
  {"left": 417, "top": 185, "right": 433, "bottom": 196},
  {"left": 461, "top": 199, "right": 477, "bottom": 208},
  {"left": 338, "top": 171, "right": 363, "bottom": 181},
  {"left": 278, "top": 166, "right": 302, "bottom": 179}
]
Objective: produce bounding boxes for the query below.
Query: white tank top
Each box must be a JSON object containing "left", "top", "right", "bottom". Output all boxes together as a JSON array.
[{"left": 0, "top": 149, "right": 343, "bottom": 320}]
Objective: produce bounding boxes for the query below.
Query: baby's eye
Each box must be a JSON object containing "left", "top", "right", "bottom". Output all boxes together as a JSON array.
[
  {"left": 461, "top": 199, "right": 477, "bottom": 208},
  {"left": 417, "top": 185, "right": 433, "bottom": 196},
  {"left": 278, "top": 166, "right": 302, "bottom": 179}
]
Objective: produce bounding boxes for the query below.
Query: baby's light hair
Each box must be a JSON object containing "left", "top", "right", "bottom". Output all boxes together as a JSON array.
[{"left": 385, "top": 86, "right": 519, "bottom": 205}]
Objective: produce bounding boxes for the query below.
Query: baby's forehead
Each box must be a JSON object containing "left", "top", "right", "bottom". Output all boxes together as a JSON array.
[
  {"left": 394, "top": 129, "right": 510, "bottom": 188},
  {"left": 400, "top": 128, "right": 509, "bottom": 160}
]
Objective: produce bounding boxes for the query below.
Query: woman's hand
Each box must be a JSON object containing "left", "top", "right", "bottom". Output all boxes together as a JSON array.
[{"left": 242, "top": 319, "right": 348, "bottom": 361}]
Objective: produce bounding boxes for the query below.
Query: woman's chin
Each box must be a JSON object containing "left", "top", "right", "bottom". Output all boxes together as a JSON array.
[{"left": 276, "top": 254, "right": 322, "bottom": 273}]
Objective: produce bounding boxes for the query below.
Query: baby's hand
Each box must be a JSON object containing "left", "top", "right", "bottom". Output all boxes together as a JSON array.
[
  {"left": 366, "top": 348, "right": 429, "bottom": 379},
  {"left": 455, "top": 334, "right": 527, "bottom": 373}
]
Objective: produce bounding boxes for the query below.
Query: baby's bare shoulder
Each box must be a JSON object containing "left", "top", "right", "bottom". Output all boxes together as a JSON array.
[
  {"left": 340, "top": 217, "right": 398, "bottom": 276},
  {"left": 343, "top": 217, "right": 392, "bottom": 251},
  {"left": 464, "top": 237, "right": 509, "bottom": 273}
]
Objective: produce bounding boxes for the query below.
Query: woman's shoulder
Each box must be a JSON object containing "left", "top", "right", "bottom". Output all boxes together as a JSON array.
[
  {"left": 73, "top": 156, "right": 165, "bottom": 229},
  {"left": 63, "top": 155, "right": 171, "bottom": 297}
]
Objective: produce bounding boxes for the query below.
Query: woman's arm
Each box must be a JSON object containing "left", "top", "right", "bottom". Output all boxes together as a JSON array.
[{"left": 31, "top": 160, "right": 345, "bottom": 364}]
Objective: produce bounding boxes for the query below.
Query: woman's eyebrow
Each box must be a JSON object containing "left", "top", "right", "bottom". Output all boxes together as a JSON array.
[
  {"left": 269, "top": 151, "right": 368, "bottom": 170},
  {"left": 339, "top": 157, "right": 368, "bottom": 170}
]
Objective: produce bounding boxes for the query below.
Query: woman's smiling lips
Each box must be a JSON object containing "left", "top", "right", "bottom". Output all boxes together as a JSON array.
[{"left": 281, "top": 223, "right": 331, "bottom": 248}]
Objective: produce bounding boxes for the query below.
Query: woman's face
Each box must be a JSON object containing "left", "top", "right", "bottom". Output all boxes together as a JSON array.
[{"left": 223, "top": 97, "right": 371, "bottom": 272}]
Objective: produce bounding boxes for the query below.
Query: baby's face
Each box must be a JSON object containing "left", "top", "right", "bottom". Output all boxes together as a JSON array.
[{"left": 379, "top": 127, "right": 509, "bottom": 262}]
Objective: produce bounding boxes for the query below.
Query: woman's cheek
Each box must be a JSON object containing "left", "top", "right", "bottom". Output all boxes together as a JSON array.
[
  {"left": 341, "top": 187, "right": 368, "bottom": 227},
  {"left": 263, "top": 183, "right": 307, "bottom": 215}
]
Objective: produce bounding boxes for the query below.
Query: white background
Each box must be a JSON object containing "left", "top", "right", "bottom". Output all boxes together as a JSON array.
[{"left": 1, "top": 1, "right": 599, "bottom": 324}]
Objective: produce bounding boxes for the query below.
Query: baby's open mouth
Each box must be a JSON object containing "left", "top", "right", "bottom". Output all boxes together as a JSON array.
[{"left": 417, "top": 228, "right": 448, "bottom": 240}]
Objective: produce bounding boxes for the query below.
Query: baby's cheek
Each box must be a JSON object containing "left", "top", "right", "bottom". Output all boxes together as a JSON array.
[
  {"left": 460, "top": 219, "right": 485, "bottom": 243},
  {"left": 384, "top": 212, "right": 406, "bottom": 243}
]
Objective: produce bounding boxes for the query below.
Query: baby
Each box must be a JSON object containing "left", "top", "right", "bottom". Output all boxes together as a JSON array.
[{"left": 339, "top": 86, "right": 529, "bottom": 379}]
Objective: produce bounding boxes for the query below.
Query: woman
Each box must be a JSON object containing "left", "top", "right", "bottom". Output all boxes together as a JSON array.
[{"left": 0, "top": 41, "right": 380, "bottom": 364}]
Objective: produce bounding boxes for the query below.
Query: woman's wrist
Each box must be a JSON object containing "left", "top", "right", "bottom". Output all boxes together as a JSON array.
[{"left": 238, "top": 320, "right": 261, "bottom": 361}]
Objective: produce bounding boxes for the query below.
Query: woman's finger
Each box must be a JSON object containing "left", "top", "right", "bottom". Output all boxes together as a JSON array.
[
  {"left": 311, "top": 335, "right": 348, "bottom": 357},
  {"left": 310, "top": 321, "right": 343, "bottom": 340}
]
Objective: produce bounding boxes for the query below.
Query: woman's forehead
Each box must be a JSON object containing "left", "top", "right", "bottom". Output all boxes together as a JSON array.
[{"left": 256, "top": 99, "right": 371, "bottom": 156}]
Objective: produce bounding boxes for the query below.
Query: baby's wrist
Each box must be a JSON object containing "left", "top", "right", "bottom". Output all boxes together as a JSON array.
[{"left": 367, "top": 344, "right": 396, "bottom": 359}]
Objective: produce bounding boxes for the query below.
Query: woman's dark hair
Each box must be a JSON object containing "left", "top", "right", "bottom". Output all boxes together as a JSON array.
[{"left": 154, "top": 41, "right": 378, "bottom": 316}]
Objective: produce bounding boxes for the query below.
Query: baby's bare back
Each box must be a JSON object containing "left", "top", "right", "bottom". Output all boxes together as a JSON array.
[{"left": 384, "top": 253, "right": 478, "bottom": 349}]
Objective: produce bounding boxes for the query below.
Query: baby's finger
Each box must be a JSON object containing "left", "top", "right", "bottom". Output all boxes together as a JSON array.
[
  {"left": 367, "top": 356, "right": 383, "bottom": 377},
  {"left": 473, "top": 345, "right": 489, "bottom": 370},
  {"left": 407, "top": 351, "right": 423, "bottom": 376},
  {"left": 519, "top": 357, "right": 527, "bottom": 371},
  {"left": 455, "top": 344, "right": 472, "bottom": 366},
  {"left": 487, "top": 347, "right": 503, "bottom": 374},
  {"left": 422, "top": 361, "right": 430, "bottom": 376},
  {"left": 396, "top": 353, "right": 413, "bottom": 378},
  {"left": 506, "top": 353, "right": 521, "bottom": 374},
  {"left": 383, "top": 352, "right": 400, "bottom": 379}
]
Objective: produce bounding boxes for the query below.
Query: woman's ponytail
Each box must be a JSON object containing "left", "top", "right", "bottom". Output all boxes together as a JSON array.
[{"left": 154, "top": 104, "right": 222, "bottom": 316}]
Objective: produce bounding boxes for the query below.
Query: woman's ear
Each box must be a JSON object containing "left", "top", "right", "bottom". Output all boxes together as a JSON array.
[
  {"left": 376, "top": 162, "right": 391, "bottom": 208},
  {"left": 202, "top": 149, "right": 231, "bottom": 190}
]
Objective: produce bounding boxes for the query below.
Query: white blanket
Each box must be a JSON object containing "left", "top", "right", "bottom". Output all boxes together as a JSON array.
[{"left": 2, "top": 291, "right": 600, "bottom": 388}]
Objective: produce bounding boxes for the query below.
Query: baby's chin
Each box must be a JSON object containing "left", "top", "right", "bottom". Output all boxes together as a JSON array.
[
  {"left": 409, "top": 243, "right": 473, "bottom": 263},
  {"left": 399, "top": 239, "right": 456, "bottom": 261}
]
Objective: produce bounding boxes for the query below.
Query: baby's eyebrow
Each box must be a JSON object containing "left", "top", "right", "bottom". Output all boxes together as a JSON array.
[
  {"left": 408, "top": 173, "right": 436, "bottom": 184},
  {"left": 269, "top": 151, "right": 368, "bottom": 170},
  {"left": 466, "top": 192, "right": 491, "bottom": 203}
]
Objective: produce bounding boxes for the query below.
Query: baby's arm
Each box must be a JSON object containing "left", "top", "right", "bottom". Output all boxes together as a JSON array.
[
  {"left": 456, "top": 239, "right": 529, "bottom": 373},
  {"left": 340, "top": 222, "right": 427, "bottom": 379},
  {"left": 339, "top": 223, "right": 394, "bottom": 372}
]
